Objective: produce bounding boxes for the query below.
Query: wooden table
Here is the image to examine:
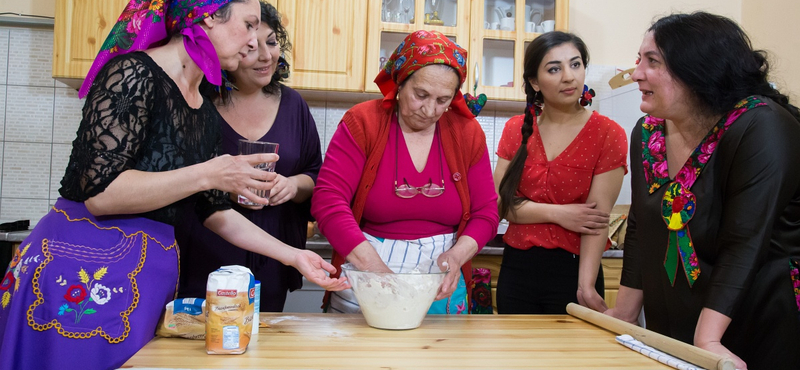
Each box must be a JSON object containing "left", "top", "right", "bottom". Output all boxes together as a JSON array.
[{"left": 121, "top": 313, "right": 671, "bottom": 369}]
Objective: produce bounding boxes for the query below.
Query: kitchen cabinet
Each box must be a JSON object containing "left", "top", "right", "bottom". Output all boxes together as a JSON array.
[
  {"left": 469, "top": 0, "right": 569, "bottom": 101},
  {"left": 52, "top": 0, "right": 567, "bottom": 99},
  {"left": 52, "top": 0, "right": 128, "bottom": 89},
  {"left": 277, "top": 0, "right": 369, "bottom": 92},
  {"left": 364, "top": 0, "right": 568, "bottom": 101},
  {"left": 364, "top": 0, "right": 472, "bottom": 94}
]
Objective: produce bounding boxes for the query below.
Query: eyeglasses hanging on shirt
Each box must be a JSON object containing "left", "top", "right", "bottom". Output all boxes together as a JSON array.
[{"left": 394, "top": 121, "right": 446, "bottom": 199}]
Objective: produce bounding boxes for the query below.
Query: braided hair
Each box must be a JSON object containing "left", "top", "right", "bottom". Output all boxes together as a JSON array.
[{"left": 497, "top": 32, "right": 589, "bottom": 219}]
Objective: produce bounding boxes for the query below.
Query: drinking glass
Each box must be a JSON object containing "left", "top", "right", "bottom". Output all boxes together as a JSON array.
[{"left": 237, "top": 139, "right": 280, "bottom": 206}]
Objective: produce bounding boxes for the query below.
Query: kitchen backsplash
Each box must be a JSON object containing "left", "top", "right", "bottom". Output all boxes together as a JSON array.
[{"left": 0, "top": 26, "right": 630, "bottom": 224}]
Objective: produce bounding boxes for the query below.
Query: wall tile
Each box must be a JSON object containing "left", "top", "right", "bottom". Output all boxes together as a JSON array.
[
  {"left": 0, "top": 84, "right": 6, "bottom": 140},
  {"left": 0, "top": 198, "right": 50, "bottom": 223},
  {"left": 0, "top": 28, "right": 9, "bottom": 85},
  {"left": 7, "top": 28, "right": 54, "bottom": 87},
  {"left": 475, "top": 114, "right": 496, "bottom": 162},
  {"left": 5, "top": 86, "right": 54, "bottom": 143},
  {"left": 307, "top": 100, "right": 327, "bottom": 155},
  {"left": 2, "top": 142, "right": 52, "bottom": 198},
  {"left": 54, "top": 88, "right": 83, "bottom": 144},
  {"left": 50, "top": 144, "right": 71, "bottom": 200},
  {"left": 324, "top": 102, "right": 353, "bottom": 154}
]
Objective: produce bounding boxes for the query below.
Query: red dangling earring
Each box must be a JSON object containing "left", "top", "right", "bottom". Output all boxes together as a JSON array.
[{"left": 579, "top": 84, "right": 596, "bottom": 107}]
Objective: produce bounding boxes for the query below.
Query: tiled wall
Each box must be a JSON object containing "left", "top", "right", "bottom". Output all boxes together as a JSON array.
[
  {"left": 0, "top": 26, "right": 630, "bottom": 224},
  {"left": 0, "top": 27, "right": 83, "bottom": 224}
]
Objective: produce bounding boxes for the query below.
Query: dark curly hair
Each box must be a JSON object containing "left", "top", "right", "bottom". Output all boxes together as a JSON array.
[
  {"left": 202, "top": 1, "right": 292, "bottom": 102},
  {"left": 649, "top": 12, "right": 799, "bottom": 121}
]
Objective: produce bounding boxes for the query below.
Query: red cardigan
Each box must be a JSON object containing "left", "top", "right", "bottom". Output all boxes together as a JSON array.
[{"left": 324, "top": 99, "right": 494, "bottom": 307}]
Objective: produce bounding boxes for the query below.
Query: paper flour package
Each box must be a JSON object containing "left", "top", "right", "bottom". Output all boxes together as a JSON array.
[
  {"left": 156, "top": 298, "right": 206, "bottom": 339},
  {"left": 205, "top": 265, "right": 255, "bottom": 354}
]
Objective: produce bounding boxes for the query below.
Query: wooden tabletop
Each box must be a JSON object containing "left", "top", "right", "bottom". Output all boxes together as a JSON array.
[{"left": 121, "top": 313, "right": 671, "bottom": 369}]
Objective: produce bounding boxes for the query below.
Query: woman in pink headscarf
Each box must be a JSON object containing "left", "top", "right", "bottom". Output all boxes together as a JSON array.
[{"left": 0, "top": 1, "right": 346, "bottom": 369}]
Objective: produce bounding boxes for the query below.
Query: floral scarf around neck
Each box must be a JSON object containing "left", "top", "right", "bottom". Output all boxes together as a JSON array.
[{"left": 641, "top": 96, "right": 766, "bottom": 286}]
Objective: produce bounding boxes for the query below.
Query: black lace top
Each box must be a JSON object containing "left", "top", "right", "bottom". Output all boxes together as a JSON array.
[{"left": 59, "top": 52, "right": 231, "bottom": 225}]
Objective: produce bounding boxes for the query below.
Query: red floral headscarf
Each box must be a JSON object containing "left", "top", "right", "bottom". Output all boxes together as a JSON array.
[
  {"left": 374, "top": 30, "right": 472, "bottom": 118},
  {"left": 79, "top": 0, "right": 236, "bottom": 98}
]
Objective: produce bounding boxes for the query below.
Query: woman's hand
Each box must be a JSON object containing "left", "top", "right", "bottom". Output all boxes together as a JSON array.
[
  {"left": 291, "top": 249, "right": 351, "bottom": 291},
  {"left": 268, "top": 174, "right": 299, "bottom": 206},
  {"left": 554, "top": 202, "right": 610, "bottom": 235},
  {"left": 695, "top": 341, "right": 747, "bottom": 370},
  {"left": 577, "top": 285, "right": 608, "bottom": 312},
  {"left": 435, "top": 236, "right": 478, "bottom": 301},
  {"left": 694, "top": 308, "right": 745, "bottom": 369},
  {"left": 202, "top": 153, "right": 279, "bottom": 204}
]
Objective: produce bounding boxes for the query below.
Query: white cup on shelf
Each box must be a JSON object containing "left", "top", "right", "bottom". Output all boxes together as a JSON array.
[
  {"left": 499, "top": 17, "right": 514, "bottom": 31},
  {"left": 526, "top": 22, "right": 536, "bottom": 33},
  {"left": 541, "top": 20, "right": 555, "bottom": 33}
]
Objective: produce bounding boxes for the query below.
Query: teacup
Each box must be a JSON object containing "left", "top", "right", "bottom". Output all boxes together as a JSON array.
[
  {"left": 541, "top": 20, "right": 555, "bottom": 33},
  {"left": 499, "top": 17, "right": 515, "bottom": 31}
]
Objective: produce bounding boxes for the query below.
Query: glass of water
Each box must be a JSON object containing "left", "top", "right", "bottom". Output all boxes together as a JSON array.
[{"left": 238, "top": 139, "right": 279, "bottom": 206}]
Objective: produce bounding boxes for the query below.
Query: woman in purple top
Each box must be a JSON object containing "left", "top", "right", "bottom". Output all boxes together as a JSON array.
[{"left": 175, "top": 2, "right": 322, "bottom": 312}]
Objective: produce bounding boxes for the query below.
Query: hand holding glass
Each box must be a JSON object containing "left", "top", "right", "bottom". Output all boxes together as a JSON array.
[{"left": 238, "top": 139, "right": 280, "bottom": 206}]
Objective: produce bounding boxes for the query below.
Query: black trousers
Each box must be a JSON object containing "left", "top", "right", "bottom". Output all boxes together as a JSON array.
[{"left": 496, "top": 244, "right": 604, "bottom": 314}]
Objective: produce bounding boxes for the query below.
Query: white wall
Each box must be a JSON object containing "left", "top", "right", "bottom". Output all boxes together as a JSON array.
[
  {"left": 0, "top": 0, "right": 55, "bottom": 17},
  {"left": 741, "top": 0, "right": 800, "bottom": 100},
  {"left": 569, "top": 0, "right": 742, "bottom": 69}
]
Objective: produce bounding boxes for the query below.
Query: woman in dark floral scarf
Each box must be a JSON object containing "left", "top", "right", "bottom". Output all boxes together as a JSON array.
[
  {"left": 606, "top": 12, "right": 800, "bottom": 370},
  {"left": 0, "top": 1, "right": 347, "bottom": 369}
]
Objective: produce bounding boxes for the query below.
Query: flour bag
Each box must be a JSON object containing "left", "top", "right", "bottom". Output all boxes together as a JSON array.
[{"left": 205, "top": 265, "right": 255, "bottom": 354}]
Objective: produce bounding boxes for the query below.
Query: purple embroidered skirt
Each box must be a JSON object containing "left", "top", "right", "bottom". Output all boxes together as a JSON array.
[{"left": 0, "top": 198, "right": 179, "bottom": 370}]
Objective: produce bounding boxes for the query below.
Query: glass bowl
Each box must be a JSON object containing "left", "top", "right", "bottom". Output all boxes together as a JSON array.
[{"left": 341, "top": 262, "right": 446, "bottom": 330}]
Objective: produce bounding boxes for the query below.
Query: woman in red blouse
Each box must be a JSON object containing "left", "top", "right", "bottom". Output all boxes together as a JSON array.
[{"left": 493, "top": 31, "right": 628, "bottom": 314}]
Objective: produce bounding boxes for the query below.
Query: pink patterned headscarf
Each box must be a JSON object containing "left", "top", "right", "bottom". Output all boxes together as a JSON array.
[{"left": 79, "top": 0, "right": 235, "bottom": 98}]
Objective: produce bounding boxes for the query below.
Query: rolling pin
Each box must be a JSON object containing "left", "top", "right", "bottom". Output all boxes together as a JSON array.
[{"left": 566, "top": 303, "right": 736, "bottom": 370}]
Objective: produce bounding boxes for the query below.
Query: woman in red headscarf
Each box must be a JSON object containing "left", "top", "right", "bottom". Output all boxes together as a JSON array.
[
  {"left": 0, "top": 0, "right": 346, "bottom": 369},
  {"left": 312, "top": 30, "right": 499, "bottom": 314}
]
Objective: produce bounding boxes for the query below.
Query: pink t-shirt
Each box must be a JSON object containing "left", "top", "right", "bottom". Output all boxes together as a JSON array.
[{"left": 496, "top": 111, "right": 628, "bottom": 254}]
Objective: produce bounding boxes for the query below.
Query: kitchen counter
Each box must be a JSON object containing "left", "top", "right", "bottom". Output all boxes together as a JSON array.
[
  {"left": 120, "top": 313, "right": 669, "bottom": 369},
  {"left": 0, "top": 230, "right": 31, "bottom": 243},
  {"left": 0, "top": 231, "right": 625, "bottom": 258}
]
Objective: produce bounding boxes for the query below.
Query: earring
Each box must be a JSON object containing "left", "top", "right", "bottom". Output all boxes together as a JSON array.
[
  {"left": 277, "top": 55, "right": 290, "bottom": 80},
  {"left": 579, "top": 84, "right": 596, "bottom": 107}
]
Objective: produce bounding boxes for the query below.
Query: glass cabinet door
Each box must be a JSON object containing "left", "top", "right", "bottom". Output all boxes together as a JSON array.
[
  {"left": 365, "top": 0, "right": 471, "bottom": 93},
  {"left": 468, "top": 0, "right": 569, "bottom": 101}
]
